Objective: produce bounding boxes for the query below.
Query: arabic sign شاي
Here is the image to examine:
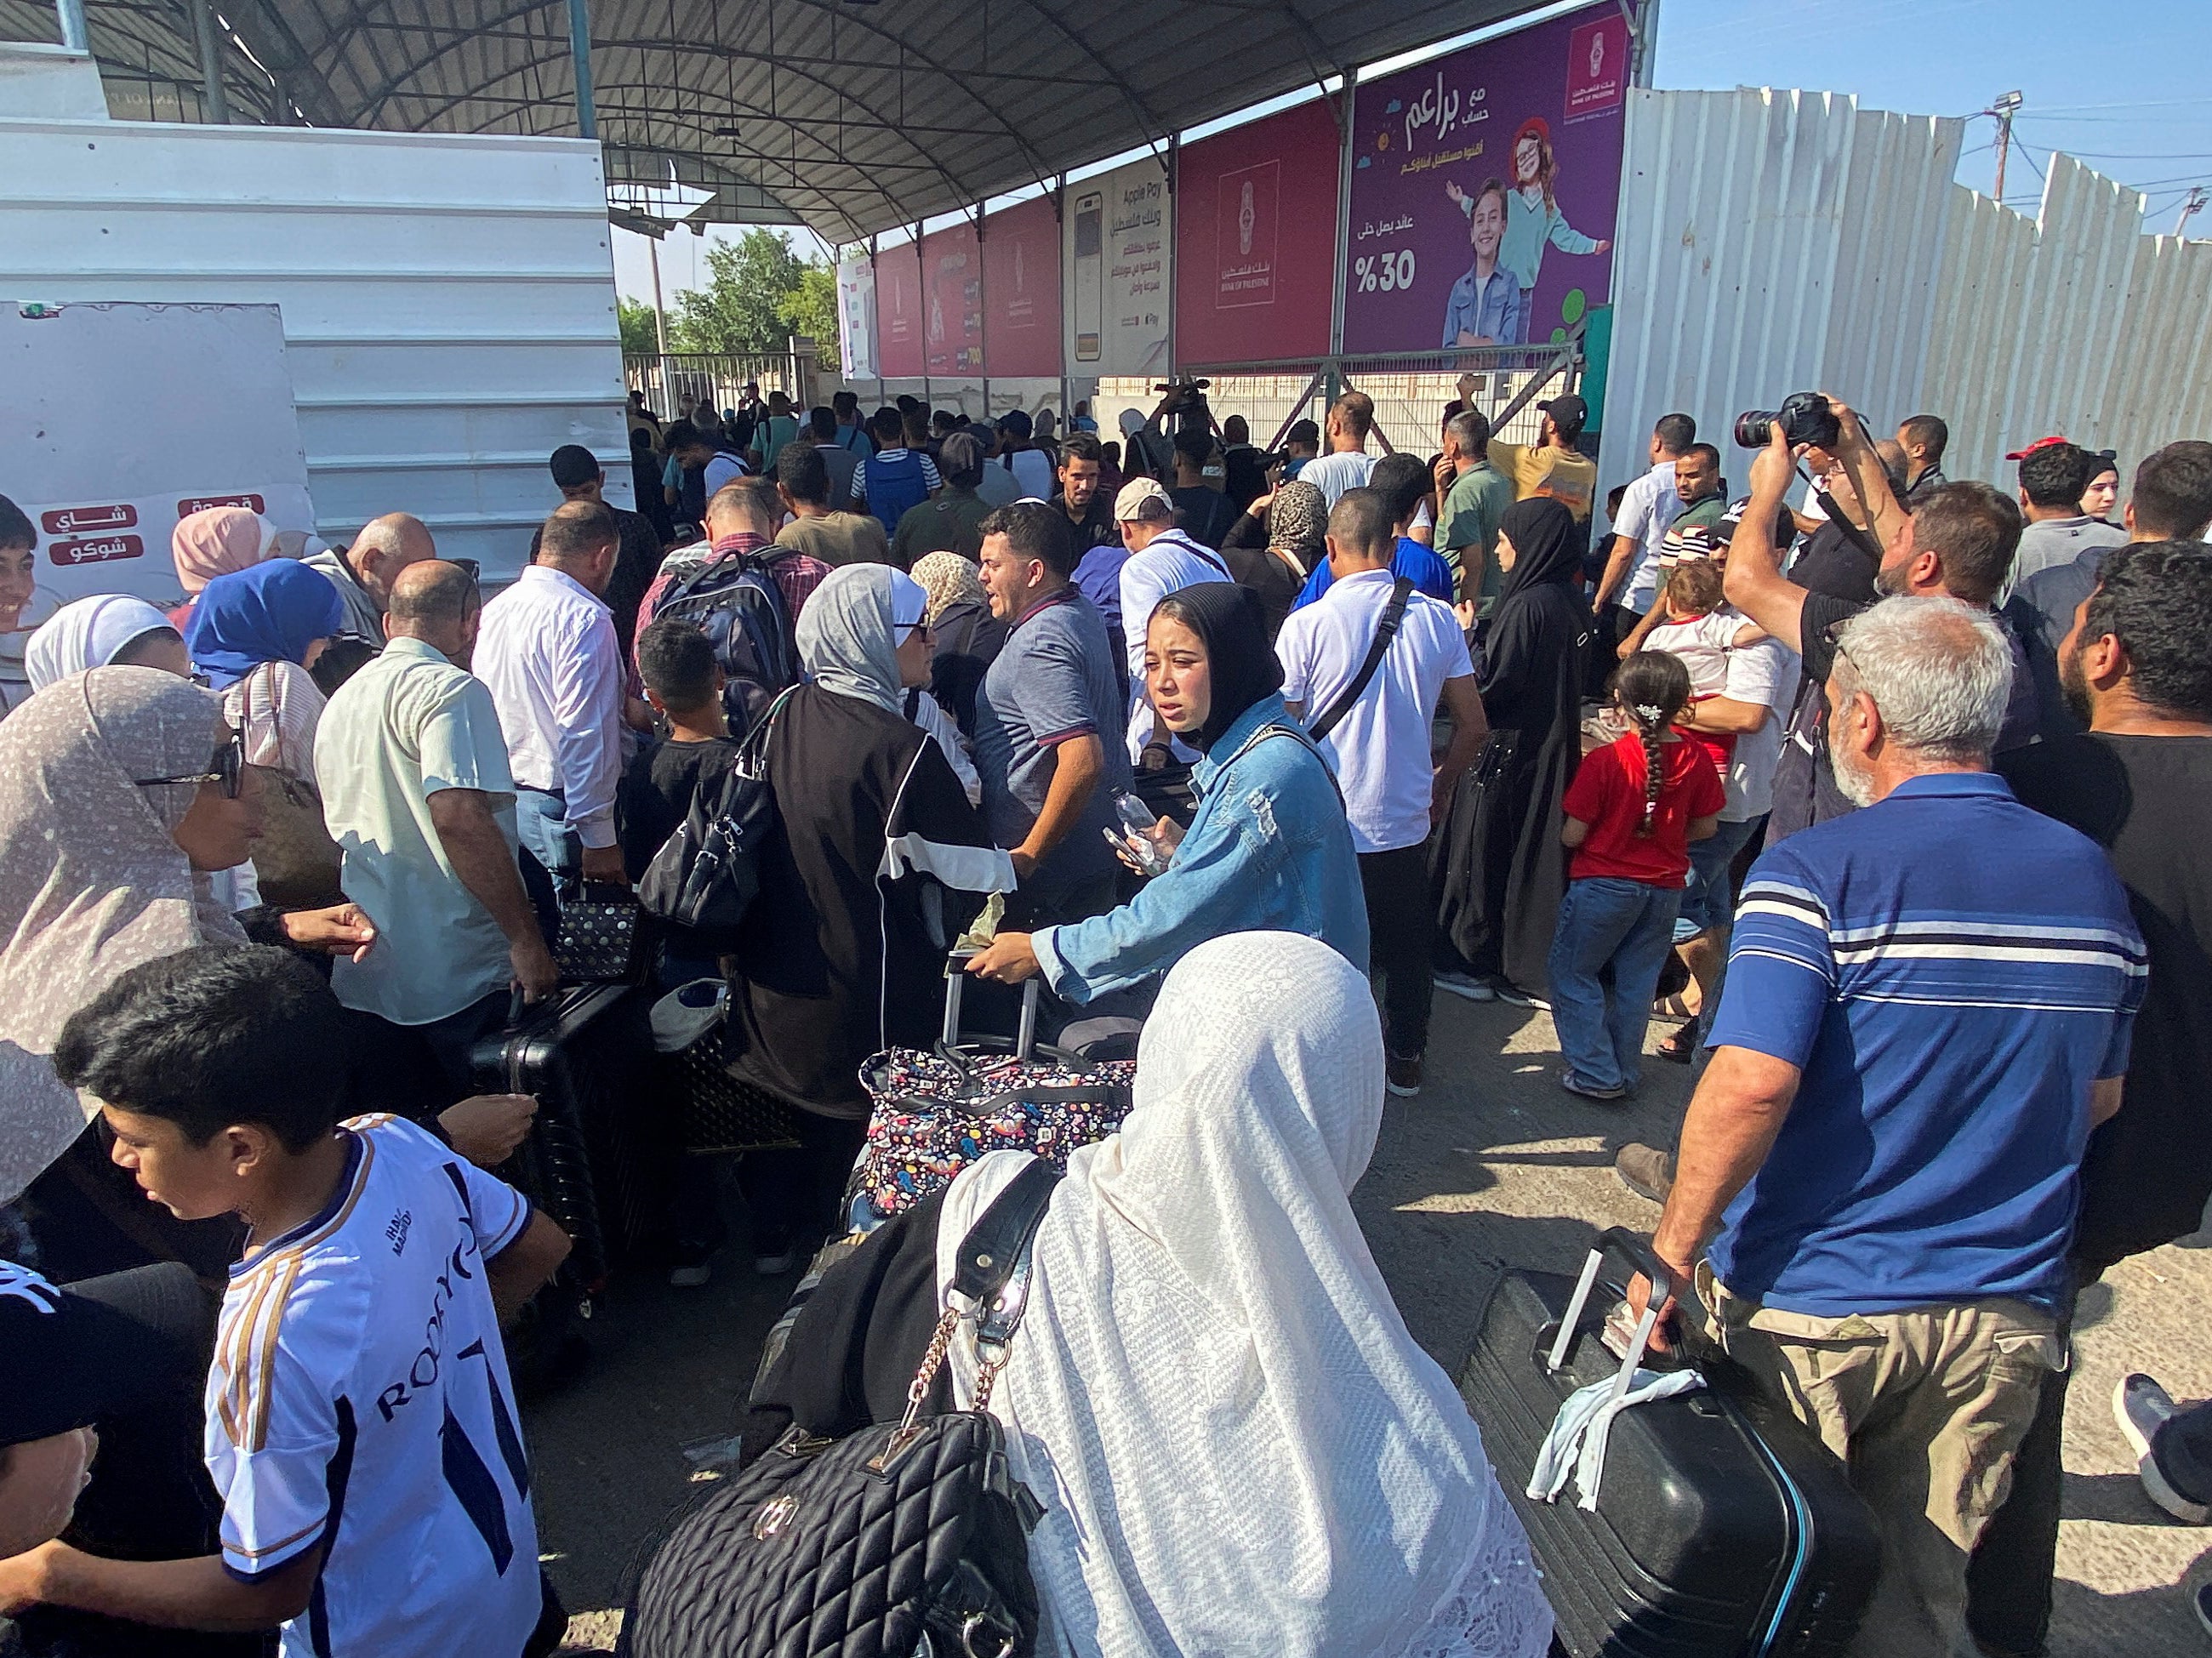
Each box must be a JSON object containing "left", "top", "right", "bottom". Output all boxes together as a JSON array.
[{"left": 1342, "top": 0, "right": 1629, "bottom": 356}]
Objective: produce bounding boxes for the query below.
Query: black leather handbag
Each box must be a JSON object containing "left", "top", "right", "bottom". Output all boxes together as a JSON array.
[{"left": 624, "top": 1159, "right": 1062, "bottom": 1658}]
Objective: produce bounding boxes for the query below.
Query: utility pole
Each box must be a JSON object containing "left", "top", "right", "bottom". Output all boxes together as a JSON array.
[
  {"left": 1990, "top": 90, "right": 2023, "bottom": 203},
  {"left": 2178, "top": 187, "right": 2209, "bottom": 241},
  {"left": 647, "top": 232, "right": 669, "bottom": 356}
]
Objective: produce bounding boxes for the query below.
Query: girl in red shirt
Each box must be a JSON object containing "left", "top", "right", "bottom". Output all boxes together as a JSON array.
[{"left": 1548, "top": 652, "right": 1724, "bottom": 1099}]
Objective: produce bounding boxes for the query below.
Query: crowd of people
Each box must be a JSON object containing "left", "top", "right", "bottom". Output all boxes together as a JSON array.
[{"left": 0, "top": 370, "right": 2205, "bottom": 1658}]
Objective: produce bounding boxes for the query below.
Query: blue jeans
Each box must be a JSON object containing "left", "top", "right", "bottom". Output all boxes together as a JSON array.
[
  {"left": 1548, "top": 876, "right": 1683, "bottom": 1092},
  {"left": 1674, "top": 815, "right": 1759, "bottom": 941}
]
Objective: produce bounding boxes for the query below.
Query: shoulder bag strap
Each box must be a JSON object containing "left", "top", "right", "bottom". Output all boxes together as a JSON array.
[
  {"left": 886, "top": 1158, "right": 1063, "bottom": 1442},
  {"left": 1308, "top": 576, "right": 1416, "bottom": 741}
]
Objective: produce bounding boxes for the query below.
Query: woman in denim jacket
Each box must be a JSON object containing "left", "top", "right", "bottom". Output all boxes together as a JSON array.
[{"left": 967, "top": 582, "right": 1367, "bottom": 1002}]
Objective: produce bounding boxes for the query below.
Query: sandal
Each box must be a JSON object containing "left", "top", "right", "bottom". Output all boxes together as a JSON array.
[{"left": 1656, "top": 1026, "right": 1698, "bottom": 1065}]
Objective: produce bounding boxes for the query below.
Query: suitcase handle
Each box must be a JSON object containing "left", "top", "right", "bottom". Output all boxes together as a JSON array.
[
  {"left": 1547, "top": 1228, "right": 1679, "bottom": 1412},
  {"left": 943, "top": 953, "right": 1040, "bottom": 1060}
]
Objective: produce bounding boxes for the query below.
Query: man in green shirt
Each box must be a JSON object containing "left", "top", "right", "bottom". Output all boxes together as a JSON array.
[
  {"left": 892, "top": 431, "right": 995, "bottom": 567},
  {"left": 1436, "top": 407, "right": 1515, "bottom": 612},
  {"left": 1673, "top": 442, "right": 1728, "bottom": 534}
]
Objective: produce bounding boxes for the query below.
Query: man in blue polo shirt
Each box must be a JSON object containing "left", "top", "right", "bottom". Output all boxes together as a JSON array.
[
  {"left": 1640, "top": 595, "right": 2145, "bottom": 1658},
  {"left": 972, "top": 500, "right": 1129, "bottom": 927}
]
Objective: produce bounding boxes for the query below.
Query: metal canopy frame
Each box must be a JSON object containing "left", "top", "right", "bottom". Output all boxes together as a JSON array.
[{"left": 6, "top": 0, "right": 1578, "bottom": 243}]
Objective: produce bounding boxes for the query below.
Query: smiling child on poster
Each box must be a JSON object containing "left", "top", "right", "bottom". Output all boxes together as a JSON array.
[{"left": 1445, "top": 117, "right": 1611, "bottom": 330}]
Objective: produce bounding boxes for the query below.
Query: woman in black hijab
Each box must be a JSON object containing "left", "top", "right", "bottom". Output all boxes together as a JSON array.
[
  {"left": 1432, "top": 497, "right": 1593, "bottom": 1000},
  {"left": 967, "top": 581, "right": 1368, "bottom": 1003}
]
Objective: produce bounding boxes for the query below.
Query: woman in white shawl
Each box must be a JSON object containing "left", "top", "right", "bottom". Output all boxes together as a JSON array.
[
  {"left": 25, "top": 595, "right": 188, "bottom": 689},
  {"left": 935, "top": 931, "right": 1554, "bottom": 1658}
]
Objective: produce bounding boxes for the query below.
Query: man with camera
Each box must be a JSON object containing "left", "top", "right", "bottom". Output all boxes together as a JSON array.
[{"left": 1722, "top": 395, "right": 2034, "bottom": 841}]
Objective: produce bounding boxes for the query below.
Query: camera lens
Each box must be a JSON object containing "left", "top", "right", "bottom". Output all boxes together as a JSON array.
[{"left": 1733, "top": 411, "right": 1780, "bottom": 449}]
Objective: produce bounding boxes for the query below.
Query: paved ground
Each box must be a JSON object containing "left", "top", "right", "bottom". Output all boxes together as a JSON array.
[{"left": 527, "top": 992, "right": 2212, "bottom": 1655}]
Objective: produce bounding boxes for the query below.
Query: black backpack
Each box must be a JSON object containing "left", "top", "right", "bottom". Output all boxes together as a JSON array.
[
  {"left": 636, "top": 688, "right": 790, "bottom": 941},
  {"left": 651, "top": 550, "right": 800, "bottom": 741}
]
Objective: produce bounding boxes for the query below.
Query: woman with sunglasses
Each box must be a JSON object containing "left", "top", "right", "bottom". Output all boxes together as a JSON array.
[
  {"left": 724, "top": 566, "right": 1013, "bottom": 1271},
  {"left": 0, "top": 669, "right": 532, "bottom": 1284}
]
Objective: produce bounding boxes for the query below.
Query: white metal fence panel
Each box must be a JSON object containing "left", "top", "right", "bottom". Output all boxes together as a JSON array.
[
  {"left": 0, "top": 116, "right": 624, "bottom": 584},
  {"left": 1929, "top": 158, "right": 2147, "bottom": 485},
  {"left": 1600, "top": 88, "right": 1962, "bottom": 512},
  {"left": 2101, "top": 234, "right": 2212, "bottom": 483}
]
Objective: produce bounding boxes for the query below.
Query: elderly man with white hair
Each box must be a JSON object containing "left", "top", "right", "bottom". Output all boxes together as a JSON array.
[{"left": 1633, "top": 595, "right": 2147, "bottom": 1658}]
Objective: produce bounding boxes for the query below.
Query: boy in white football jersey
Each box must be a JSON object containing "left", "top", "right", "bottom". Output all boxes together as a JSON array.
[{"left": 2, "top": 945, "right": 571, "bottom": 1657}]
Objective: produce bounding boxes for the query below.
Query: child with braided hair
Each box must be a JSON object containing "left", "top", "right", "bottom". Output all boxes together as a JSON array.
[{"left": 1548, "top": 652, "right": 1725, "bottom": 1100}]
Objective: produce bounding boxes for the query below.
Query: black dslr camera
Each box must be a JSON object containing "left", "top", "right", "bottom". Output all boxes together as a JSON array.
[
  {"left": 1733, "top": 391, "right": 1840, "bottom": 452},
  {"left": 1154, "top": 378, "right": 1211, "bottom": 436}
]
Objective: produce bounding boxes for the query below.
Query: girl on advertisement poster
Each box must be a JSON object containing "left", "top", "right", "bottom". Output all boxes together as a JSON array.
[{"left": 1445, "top": 117, "right": 1610, "bottom": 325}]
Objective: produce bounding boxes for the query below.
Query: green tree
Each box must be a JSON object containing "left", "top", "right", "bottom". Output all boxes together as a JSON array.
[
  {"left": 617, "top": 296, "right": 662, "bottom": 357},
  {"left": 670, "top": 229, "right": 806, "bottom": 354},
  {"left": 779, "top": 263, "right": 841, "bottom": 373}
]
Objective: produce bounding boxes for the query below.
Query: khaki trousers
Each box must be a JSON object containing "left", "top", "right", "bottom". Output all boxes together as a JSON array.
[{"left": 1696, "top": 1267, "right": 2058, "bottom": 1658}]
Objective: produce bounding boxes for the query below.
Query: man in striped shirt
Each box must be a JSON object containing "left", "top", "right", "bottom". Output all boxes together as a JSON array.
[{"left": 1639, "top": 596, "right": 2146, "bottom": 1658}]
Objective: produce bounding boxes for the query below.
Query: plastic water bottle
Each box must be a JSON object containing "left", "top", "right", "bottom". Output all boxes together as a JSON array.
[{"left": 1111, "top": 789, "right": 1171, "bottom": 876}]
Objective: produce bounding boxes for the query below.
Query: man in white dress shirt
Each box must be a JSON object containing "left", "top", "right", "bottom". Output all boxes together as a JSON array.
[
  {"left": 1594, "top": 413, "right": 1696, "bottom": 623},
  {"left": 1275, "top": 487, "right": 1489, "bottom": 1097},
  {"left": 475, "top": 500, "right": 630, "bottom": 890},
  {"left": 1112, "top": 478, "right": 1231, "bottom": 769}
]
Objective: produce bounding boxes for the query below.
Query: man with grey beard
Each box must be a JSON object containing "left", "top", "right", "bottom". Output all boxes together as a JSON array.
[
  {"left": 1722, "top": 400, "right": 2032, "bottom": 840},
  {"left": 1633, "top": 595, "right": 2143, "bottom": 1658}
]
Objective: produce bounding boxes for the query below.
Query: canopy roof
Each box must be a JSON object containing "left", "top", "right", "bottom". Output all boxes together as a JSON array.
[{"left": 11, "top": 0, "right": 1554, "bottom": 242}]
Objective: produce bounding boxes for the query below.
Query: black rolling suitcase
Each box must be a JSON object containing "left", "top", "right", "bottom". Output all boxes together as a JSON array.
[
  {"left": 1462, "top": 1228, "right": 1880, "bottom": 1656},
  {"left": 469, "top": 983, "right": 665, "bottom": 1313}
]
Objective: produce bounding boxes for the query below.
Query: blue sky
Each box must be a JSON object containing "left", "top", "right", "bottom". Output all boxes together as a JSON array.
[
  {"left": 1651, "top": 0, "right": 2212, "bottom": 225},
  {"left": 614, "top": 0, "right": 2212, "bottom": 300}
]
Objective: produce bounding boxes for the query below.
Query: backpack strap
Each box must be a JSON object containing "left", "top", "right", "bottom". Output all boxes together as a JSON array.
[{"left": 1308, "top": 575, "right": 1415, "bottom": 741}]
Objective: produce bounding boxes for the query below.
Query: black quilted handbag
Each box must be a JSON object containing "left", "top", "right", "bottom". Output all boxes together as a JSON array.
[{"left": 624, "top": 1159, "right": 1061, "bottom": 1658}]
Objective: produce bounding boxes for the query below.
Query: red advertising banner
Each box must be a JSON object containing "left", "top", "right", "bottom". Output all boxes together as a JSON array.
[
  {"left": 921, "top": 223, "right": 983, "bottom": 376},
  {"left": 876, "top": 239, "right": 925, "bottom": 379},
  {"left": 1174, "top": 97, "right": 1342, "bottom": 367},
  {"left": 1342, "top": 0, "right": 1628, "bottom": 355},
  {"left": 981, "top": 197, "right": 1063, "bottom": 378}
]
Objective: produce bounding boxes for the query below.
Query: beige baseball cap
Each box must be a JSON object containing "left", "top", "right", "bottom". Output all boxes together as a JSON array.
[{"left": 1113, "top": 477, "right": 1173, "bottom": 522}]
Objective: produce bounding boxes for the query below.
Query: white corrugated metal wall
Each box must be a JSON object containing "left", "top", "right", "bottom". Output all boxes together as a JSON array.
[
  {"left": 2107, "top": 234, "right": 2212, "bottom": 477},
  {"left": 1599, "top": 88, "right": 1962, "bottom": 511},
  {"left": 0, "top": 116, "right": 625, "bottom": 583},
  {"left": 1605, "top": 88, "right": 2212, "bottom": 506}
]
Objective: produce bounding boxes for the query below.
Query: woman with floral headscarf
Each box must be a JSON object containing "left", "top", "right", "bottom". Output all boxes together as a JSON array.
[
  {"left": 909, "top": 549, "right": 1006, "bottom": 734},
  {"left": 0, "top": 669, "right": 530, "bottom": 1281},
  {"left": 1225, "top": 477, "right": 1326, "bottom": 641}
]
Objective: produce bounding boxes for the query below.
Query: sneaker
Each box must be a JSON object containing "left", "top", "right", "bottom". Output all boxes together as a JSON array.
[
  {"left": 2114, "top": 1373, "right": 2211, "bottom": 1523},
  {"left": 1434, "top": 971, "right": 1495, "bottom": 1002},
  {"left": 752, "top": 1249, "right": 799, "bottom": 1278},
  {"left": 1385, "top": 1053, "right": 1423, "bottom": 1098},
  {"left": 1561, "top": 1071, "right": 1629, "bottom": 1102},
  {"left": 2194, "top": 1581, "right": 2212, "bottom": 1639},
  {"left": 1615, "top": 1142, "right": 1675, "bottom": 1205},
  {"left": 669, "top": 1262, "right": 713, "bottom": 1289},
  {"left": 1497, "top": 983, "right": 1551, "bottom": 1011}
]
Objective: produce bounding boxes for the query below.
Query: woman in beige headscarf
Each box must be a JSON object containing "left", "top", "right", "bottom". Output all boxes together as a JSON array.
[
  {"left": 908, "top": 549, "right": 1006, "bottom": 735},
  {"left": 0, "top": 669, "right": 525, "bottom": 1277}
]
